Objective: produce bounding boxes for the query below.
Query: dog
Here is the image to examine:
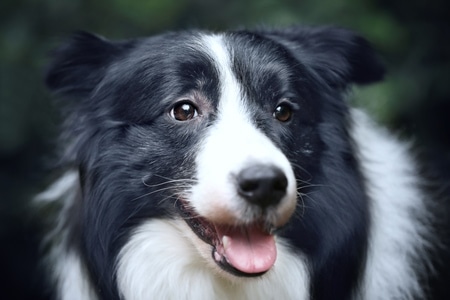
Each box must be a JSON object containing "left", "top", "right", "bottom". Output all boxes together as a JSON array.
[{"left": 38, "top": 26, "right": 434, "bottom": 300}]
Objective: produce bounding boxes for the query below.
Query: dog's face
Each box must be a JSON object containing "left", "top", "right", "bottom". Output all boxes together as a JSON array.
[
  {"left": 171, "top": 34, "right": 302, "bottom": 276},
  {"left": 46, "top": 27, "right": 384, "bottom": 294}
]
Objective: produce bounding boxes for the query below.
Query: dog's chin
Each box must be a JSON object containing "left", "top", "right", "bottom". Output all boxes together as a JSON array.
[{"left": 176, "top": 200, "right": 278, "bottom": 278}]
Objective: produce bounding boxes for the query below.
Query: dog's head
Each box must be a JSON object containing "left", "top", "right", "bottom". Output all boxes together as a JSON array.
[{"left": 46, "top": 26, "right": 384, "bottom": 292}]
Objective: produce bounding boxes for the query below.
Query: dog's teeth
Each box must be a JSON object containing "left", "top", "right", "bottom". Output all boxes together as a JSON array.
[
  {"left": 222, "top": 236, "right": 230, "bottom": 249},
  {"left": 214, "top": 250, "right": 221, "bottom": 262}
]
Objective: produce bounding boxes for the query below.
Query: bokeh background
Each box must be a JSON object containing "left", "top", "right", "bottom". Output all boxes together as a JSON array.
[{"left": 1, "top": 0, "right": 449, "bottom": 299}]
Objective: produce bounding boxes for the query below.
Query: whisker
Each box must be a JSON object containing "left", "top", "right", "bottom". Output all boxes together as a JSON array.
[
  {"left": 158, "top": 190, "right": 191, "bottom": 206},
  {"left": 299, "top": 191, "right": 315, "bottom": 201},
  {"left": 142, "top": 177, "right": 197, "bottom": 188},
  {"left": 131, "top": 184, "right": 192, "bottom": 202},
  {"left": 296, "top": 193, "right": 306, "bottom": 217},
  {"left": 289, "top": 162, "right": 313, "bottom": 181},
  {"left": 135, "top": 173, "right": 197, "bottom": 204},
  {"left": 152, "top": 173, "right": 198, "bottom": 183},
  {"left": 296, "top": 183, "right": 328, "bottom": 191}
]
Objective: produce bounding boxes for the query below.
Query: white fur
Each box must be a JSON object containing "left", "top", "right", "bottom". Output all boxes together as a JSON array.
[
  {"left": 36, "top": 171, "right": 97, "bottom": 300},
  {"left": 53, "top": 251, "right": 98, "bottom": 300},
  {"left": 35, "top": 171, "right": 79, "bottom": 203},
  {"left": 116, "top": 219, "right": 310, "bottom": 300},
  {"left": 350, "top": 109, "right": 431, "bottom": 299}
]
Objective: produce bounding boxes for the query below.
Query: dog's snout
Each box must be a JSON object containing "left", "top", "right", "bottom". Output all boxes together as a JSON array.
[{"left": 236, "top": 165, "right": 288, "bottom": 208}]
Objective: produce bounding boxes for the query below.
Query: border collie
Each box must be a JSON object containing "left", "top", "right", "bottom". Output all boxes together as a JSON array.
[{"left": 38, "top": 26, "right": 433, "bottom": 300}]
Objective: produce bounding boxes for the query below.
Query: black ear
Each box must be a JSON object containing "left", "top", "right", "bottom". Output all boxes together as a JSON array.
[
  {"left": 260, "top": 26, "right": 385, "bottom": 87},
  {"left": 45, "top": 31, "right": 130, "bottom": 97}
]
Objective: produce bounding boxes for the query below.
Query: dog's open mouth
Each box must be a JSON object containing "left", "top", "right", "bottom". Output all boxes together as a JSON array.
[{"left": 176, "top": 200, "right": 277, "bottom": 277}]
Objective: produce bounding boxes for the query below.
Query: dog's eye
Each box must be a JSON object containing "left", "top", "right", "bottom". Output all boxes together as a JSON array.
[
  {"left": 170, "top": 101, "right": 199, "bottom": 121},
  {"left": 273, "top": 104, "right": 292, "bottom": 122}
]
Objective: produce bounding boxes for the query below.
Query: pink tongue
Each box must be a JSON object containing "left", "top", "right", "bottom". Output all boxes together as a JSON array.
[{"left": 216, "top": 225, "right": 277, "bottom": 274}]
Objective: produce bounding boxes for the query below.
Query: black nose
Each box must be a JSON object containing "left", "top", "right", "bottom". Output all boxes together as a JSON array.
[{"left": 236, "top": 165, "right": 288, "bottom": 209}]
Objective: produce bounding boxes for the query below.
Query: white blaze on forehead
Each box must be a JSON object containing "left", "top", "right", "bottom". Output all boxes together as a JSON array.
[
  {"left": 189, "top": 34, "right": 297, "bottom": 225},
  {"left": 200, "top": 34, "right": 246, "bottom": 120}
]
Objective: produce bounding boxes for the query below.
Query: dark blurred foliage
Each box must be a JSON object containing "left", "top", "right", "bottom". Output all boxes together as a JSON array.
[{"left": 0, "top": 0, "right": 449, "bottom": 299}]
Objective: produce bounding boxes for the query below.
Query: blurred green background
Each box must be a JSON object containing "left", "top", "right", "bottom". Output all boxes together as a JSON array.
[{"left": 1, "top": 0, "right": 449, "bottom": 298}]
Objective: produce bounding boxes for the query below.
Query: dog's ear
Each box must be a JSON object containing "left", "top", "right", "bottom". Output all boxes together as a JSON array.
[
  {"left": 259, "top": 26, "right": 385, "bottom": 87},
  {"left": 45, "top": 31, "right": 130, "bottom": 97}
]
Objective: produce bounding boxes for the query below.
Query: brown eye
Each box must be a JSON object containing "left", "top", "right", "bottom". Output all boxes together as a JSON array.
[
  {"left": 170, "top": 101, "right": 198, "bottom": 121},
  {"left": 273, "top": 104, "right": 293, "bottom": 122}
]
